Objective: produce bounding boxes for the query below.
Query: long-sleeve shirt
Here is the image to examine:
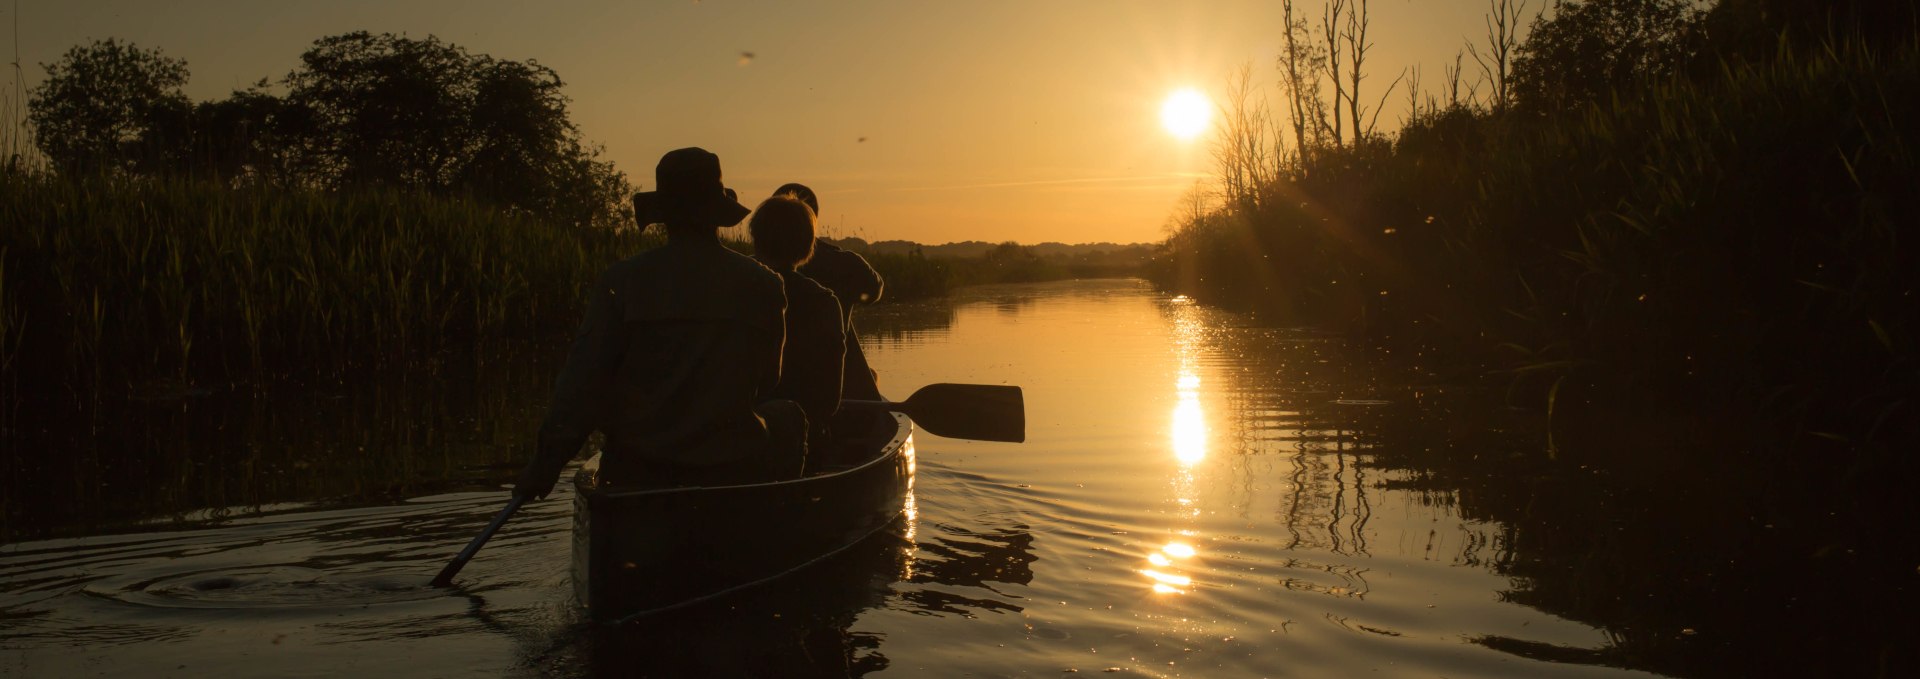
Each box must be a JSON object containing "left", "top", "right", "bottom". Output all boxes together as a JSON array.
[
  {"left": 526, "top": 238, "right": 787, "bottom": 486},
  {"left": 771, "top": 269, "right": 845, "bottom": 445},
  {"left": 798, "top": 240, "right": 884, "bottom": 399}
]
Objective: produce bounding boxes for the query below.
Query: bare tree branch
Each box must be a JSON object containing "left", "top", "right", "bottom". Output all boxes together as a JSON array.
[
  {"left": 1321, "top": 0, "right": 1347, "bottom": 147},
  {"left": 1364, "top": 68, "right": 1406, "bottom": 137}
]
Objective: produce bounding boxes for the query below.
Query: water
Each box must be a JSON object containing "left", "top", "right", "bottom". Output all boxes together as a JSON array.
[{"left": 0, "top": 279, "right": 1863, "bottom": 677}]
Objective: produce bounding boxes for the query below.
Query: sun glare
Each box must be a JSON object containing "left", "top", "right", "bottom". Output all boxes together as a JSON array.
[{"left": 1160, "top": 89, "right": 1212, "bottom": 140}]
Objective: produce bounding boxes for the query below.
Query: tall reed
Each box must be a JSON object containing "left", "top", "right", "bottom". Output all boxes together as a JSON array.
[{"left": 0, "top": 172, "right": 658, "bottom": 397}]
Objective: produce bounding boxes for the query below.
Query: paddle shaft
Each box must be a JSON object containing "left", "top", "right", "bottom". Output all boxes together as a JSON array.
[
  {"left": 841, "top": 383, "right": 1026, "bottom": 443},
  {"left": 840, "top": 399, "right": 897, "bottom": 411},
  {"left": 430, "top": 495, "right": 526, "bottom": 587}
]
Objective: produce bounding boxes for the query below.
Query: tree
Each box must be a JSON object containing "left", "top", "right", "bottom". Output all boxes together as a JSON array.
[
  {"left": 27, "top": 39, "right": 189, "bottom": 176},
  {"left": 1344, "top": 0, "right": 1404, "bottom": 142},
  {"left": 1509, "top": 0, "right": 1707, "bottom": 114},
  {"left": 1701, "top": 0, "right": 1917, "bottom": 64},
  {"left": 1213, "top": 63, "right": 1276, "bottom": 211},
  {"left": 281, "top": 32, "right": 630, "bottom": 227},
  {"left": 1320, "top": 0, "right": 1348, "bottom": 147},
  {"left": 1277, "top": 0, "right": 1329, "bottom": 156},
  {"left": 1466, "top": 0, "right": 1532, "bottom": 110},
  {"left": 134, "top": 80, "right": 301, "bottom": 183}
]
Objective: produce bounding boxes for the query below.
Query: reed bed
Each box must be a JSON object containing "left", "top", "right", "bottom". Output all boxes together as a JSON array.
[{"left": 0, "top": 173, "right": 657, "bottom": 397}]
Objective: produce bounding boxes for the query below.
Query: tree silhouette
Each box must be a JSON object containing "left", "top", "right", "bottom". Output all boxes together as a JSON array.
[
  {"left": 1509, "top": 0, "right": 1706, "bottom": 114},
  {"left": 27, "top": 39, "right": 189, "bottom": 176},
  {"left": 281, "top": 31, "right": 629, "bottom": 227}
]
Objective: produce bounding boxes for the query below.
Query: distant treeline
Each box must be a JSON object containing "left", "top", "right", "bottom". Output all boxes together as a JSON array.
[
  {"left": 1148, "top": 0, "right": 1917, "bottom": 454},
  {"left": 838, "top": 239, "right": 1153, "bottom": 301},
  {"left": 838, "top": 238, "right": 1150, "bottom": 260}
]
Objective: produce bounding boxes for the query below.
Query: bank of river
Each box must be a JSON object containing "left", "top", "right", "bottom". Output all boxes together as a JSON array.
[{"left": 1, "top": 279, "right": 1898, "bottom": 677}]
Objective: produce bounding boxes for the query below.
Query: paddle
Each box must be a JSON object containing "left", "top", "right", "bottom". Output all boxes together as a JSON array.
[
  {"left": 843, "top": 383, "right": 1026, "bottom": 443},
  {"left": 429, "top": 494, "right": 527, "bottom": 588}
]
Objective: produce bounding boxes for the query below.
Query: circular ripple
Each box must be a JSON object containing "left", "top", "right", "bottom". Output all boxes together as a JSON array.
[{"left": 92, "top": 566, "right": 441, "bottom": 610}]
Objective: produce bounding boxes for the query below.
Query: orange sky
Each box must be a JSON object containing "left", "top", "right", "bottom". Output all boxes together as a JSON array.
[{"left": 9, "top": 1, "right": 1511, "bottom": 244}]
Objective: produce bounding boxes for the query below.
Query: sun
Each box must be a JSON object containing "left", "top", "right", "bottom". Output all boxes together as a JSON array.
[{"left": 1160, "top": 89, "right": 1212, "bottom": 140}]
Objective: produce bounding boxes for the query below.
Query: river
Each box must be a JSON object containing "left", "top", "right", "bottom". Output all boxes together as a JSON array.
[{"left": 0, "top": 279, "right": 1859, "bottom": 677}]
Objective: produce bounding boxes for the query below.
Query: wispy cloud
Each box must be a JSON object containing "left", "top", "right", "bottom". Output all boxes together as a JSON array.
[{"left": 874, "top": 173, "right": 1208, "bottom": 193}]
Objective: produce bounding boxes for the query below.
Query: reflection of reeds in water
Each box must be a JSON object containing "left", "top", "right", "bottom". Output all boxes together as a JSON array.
[
  {"left": 4, "top": 341, "right": 565, "bottom": 541},
  {"left": 1163, "top": 299, "right": 1533, "bottom": 570}
]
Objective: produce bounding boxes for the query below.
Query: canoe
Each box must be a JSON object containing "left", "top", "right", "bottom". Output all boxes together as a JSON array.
[{"left": 570, "top": 412, "right": 914, "bottom": 621}]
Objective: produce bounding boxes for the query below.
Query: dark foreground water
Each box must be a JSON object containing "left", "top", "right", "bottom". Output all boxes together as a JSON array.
[{"left": 1, "top": 280, "right": 1905, "bottom": 677}]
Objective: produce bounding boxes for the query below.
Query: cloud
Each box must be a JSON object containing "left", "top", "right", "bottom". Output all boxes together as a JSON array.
[{"left": 880, "top": 173, "right": 1207, "bottom": 193}]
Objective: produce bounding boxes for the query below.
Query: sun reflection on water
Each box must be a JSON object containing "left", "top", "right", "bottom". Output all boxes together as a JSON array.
[
  {"left": 1153, "top": 302, "right": 1213, "bottom": 596},
  {"left": 1141, "top": 540, "right": 1200, "bottom": 595},
  {"left": 1172, "top": 393, "right": 1206, "bottom": 465},
  {"left": 1170, "top": 304, "right": 1208, "bottom": 467}
]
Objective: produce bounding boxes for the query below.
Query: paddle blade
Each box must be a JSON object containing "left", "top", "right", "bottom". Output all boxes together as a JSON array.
[{"left": 899, "top": 383, "right": 1025, "bottom": 443}]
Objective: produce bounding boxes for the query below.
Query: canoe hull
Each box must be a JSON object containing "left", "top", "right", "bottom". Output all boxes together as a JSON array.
[{"left": 571, "top": 413, "right": 913, "bottom": 621}]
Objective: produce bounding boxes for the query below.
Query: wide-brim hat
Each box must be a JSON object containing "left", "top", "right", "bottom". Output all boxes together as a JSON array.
[{"left": 632, "top": 147, "right": 751, "bottom": 227}]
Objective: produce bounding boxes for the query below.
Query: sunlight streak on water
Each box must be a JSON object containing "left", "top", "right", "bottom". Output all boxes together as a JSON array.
[
  {"left": 1142, "top": 541, "right": 1201, "bottom": 595},
  {"left": 1155, "top": 303, "right": 1211, "bottom": 596},
  {"left": 1170, "top": 309, "right": 1209, "bottom": 467},
  {"left": 1171, "top": 394, "right": 1207, "bottom": 466}
]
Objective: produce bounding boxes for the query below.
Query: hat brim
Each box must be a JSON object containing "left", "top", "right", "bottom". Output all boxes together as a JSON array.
[{"left": 633, "top": 188, "right": 751, "bottom": 227}]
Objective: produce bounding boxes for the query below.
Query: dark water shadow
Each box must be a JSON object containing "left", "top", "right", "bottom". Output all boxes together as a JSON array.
[
  {"left": 527, "top": 522, "right": 915, "bottom": 678},
  {"left": 1157, "top": 294, "right": 1920, "bottom": 678},
  {"left": 2, "top": 346, "right": 563, "bottom": 543},
  {"left": 517, "top": 499, "right": 1041, "bottom": 677}
]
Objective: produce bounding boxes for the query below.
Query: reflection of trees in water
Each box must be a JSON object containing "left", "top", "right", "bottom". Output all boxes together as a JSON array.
[
  {"left": 855, "top": 299, "right": 957, "bottom": 348},
  {"left": 857, "top": 282, "right": 1075, "bottom": 348},
  {"left": 1164, "top": 293, "right": 1920, "bottom": 676},
  {"left": 898, "top": 522, "right": 1036, "bottom": 617},
  {"left": 910, "top": 523, "right": 1036, "bottom": 588},
  {"left": 4, "top": 346, "right": 562, "bottom": 541},
  {"left": 1158, "top": 298, "right": 1390, "bottom": 561},
  {"left": 1214, "top": 379, "right": 1383, "bottom": 559}
]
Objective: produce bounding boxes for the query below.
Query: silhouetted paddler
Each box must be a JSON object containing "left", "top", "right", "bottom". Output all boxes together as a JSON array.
[
  {"left": 515, "top": 148, "right": 803, "bottom": 499},
  {"left": 777, "top": 182, "right": 886, "bottom": 401},
  {"left": 749, "top": 194, "right": 846, "bottom": 453}
]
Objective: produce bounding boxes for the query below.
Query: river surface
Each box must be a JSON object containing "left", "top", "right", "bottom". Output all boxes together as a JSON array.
[{"left": 0, "top": 279, "right": 1802, "bottom": 677}]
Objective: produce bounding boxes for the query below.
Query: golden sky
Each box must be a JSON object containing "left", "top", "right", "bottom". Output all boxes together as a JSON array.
[{"left": 10, "top": 1, "right": 1508, "bottom": 244}]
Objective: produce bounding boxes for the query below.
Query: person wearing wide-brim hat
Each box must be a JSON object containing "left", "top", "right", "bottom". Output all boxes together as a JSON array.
[{"left": 515, "top": 147, "right": 804, "bottom": 498}]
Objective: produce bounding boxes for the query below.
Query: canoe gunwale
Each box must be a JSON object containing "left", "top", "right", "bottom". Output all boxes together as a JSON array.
[
  {"left": 573, "top": 413, "right": 914, "bottom": 623},
  {"left": 582, "top": 412, "right": 914, "bottom": 501}
]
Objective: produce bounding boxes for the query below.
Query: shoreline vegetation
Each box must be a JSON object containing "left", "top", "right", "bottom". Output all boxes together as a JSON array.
[
  {"left": 0, "top": 170, "right": 1149, "bottom": 402},
  {"left": 1146, "top": 1, "right": 1916, "bottom": 459},
  {"left": 0, "top": 30, "right": 1151, "bottom": 408},
  {"left": 2, "top": 5, "right": 1917, "bottom": 674},
  {"left": 1140, "top": 4, "right": 1919, "bottom": 672}
]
